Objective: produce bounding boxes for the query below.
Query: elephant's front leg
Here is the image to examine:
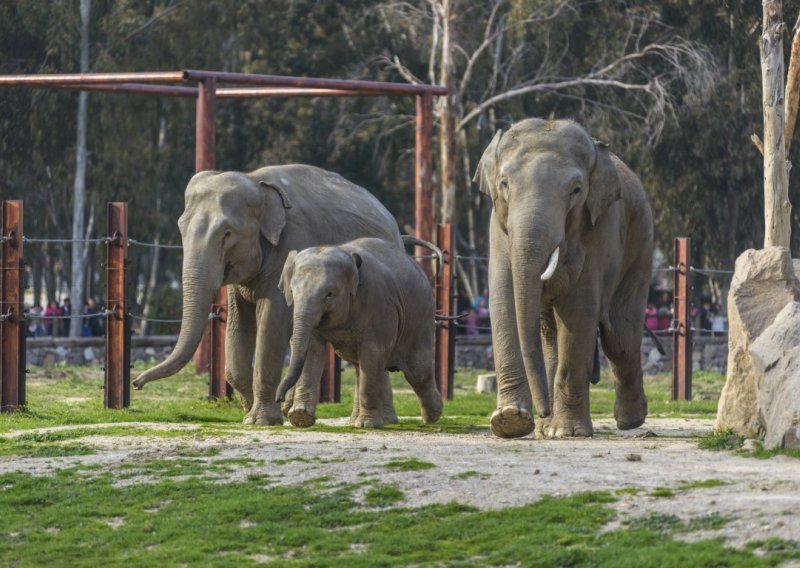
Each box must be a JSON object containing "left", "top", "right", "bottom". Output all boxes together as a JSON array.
[
  {"left": 244, "top": 298, "right": 291, "bottom": 426},
  {"left": 353, "top": 352, "right": 389, "bottom": 428},
  {"left": 488, "top": 224, "right": 535, "bottom": 438},
  {"left": 549, "top": 291, "right": 600, "bottom": 438},
  {"left": 226, "top": 286, "right": 256, "bottom": 413},
  {"left": 285, "top": 334, "right": 326, "bottom": 428}
]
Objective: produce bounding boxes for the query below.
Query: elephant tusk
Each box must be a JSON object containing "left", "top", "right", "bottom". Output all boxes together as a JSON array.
[{"left": 540, "top": 247, "right": 560, "bottom": 281}]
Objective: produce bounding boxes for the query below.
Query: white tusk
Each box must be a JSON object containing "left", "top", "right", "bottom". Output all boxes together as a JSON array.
[{"left": 540, "top": 247, "right": 560, "bottom": 281}]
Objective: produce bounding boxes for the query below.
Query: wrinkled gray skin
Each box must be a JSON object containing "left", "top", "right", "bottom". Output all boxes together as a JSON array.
[
  {"left": 133, "top": 165, "right": 402, "bottom": 427},
  {"left": 474, "top": 119, "right": 654, "bottom": 438},
  {"left": 275, "top": 238, "right": 442, "bottom": 428}
]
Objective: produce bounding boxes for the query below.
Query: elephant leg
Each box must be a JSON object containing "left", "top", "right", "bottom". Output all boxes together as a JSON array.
[
  {"left": 488, "top": 224, "right": 534, "bottom": 438},
  {"left": 348, "top": 364, "right": 361, "bottom": 425},
  {"left": 226, "top": 287, "right": 256, "bottom": 413},
  {"left": 535, "top": 306, "right": 558, "bottom": 437},
  {"left": 600, "top": 269, "right": 649, "bottom": 430},
  {"left": 381, "top": 372, "right": 399, "bottom": 425},
  {"left": 403, "top": 362, "right": 442, "bottom": 425},
  {"left": 244, "top": 298, "right": 290, "bottom": 426},
  {"left": 353, "top": 355, "right": 388, "bottom": 428},
  {"left": 548, "top": 293, "right": 599, "bottom": 438},
  {"left": 286, "top": 334, "right": 326, "bottom": 428}
]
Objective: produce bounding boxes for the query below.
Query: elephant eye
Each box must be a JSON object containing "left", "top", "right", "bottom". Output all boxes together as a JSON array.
[
  {"left": 572, "top": 187, "right": 581, "bottom": 195},
  {"left": 224, "top": 230, "right": 232, "bottom": 238},
  {"left": 326, "top": 291, "right": 334, "bottom": 299}
]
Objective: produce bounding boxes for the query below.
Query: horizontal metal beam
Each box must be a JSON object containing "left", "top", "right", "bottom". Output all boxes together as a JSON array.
[
  {"left": 216, "top": 87, "right": 378, "bottom": 98},
  {"left": 0, "top": 72, "right": 184, "bottom": 85},
  {"left": 182, "top": 69, "right": 448, "bottom": 96}
]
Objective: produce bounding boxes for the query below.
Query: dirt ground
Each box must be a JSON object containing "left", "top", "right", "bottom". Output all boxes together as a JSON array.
[{"left": 3, "top": 417, "right": 799, "bottom": 549}]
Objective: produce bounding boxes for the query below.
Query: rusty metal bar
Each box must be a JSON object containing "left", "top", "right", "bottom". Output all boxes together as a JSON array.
[
  {"left": 672, "top": 237, "right": 692, "bottom": 401},
  {"left": 183, "top": 69, "right": 449, "bottom": 95},
  {"left": 319, "top": 344, "right": 342, "bottom": 403},
  {"left": 56, "top": 83, "right": 198, "bottom": 97},
  {"left": 209, "top": 288, "right": 231, "bottom": 400},
  {"left": 435, "top": 224, "right": 455, "bottom": 400},
  {"left": 217, "top": 88, "right": 372, "bottom": 98},
  {"left": 1, "top": 200, "right": 25, "bottom": 412},
  {"left": 105, "top": 202, "right": 130, "bottom": 409},
  {"left": 415, "top": 92, "right": 435, "bottom": 275},
  {"left": 0, "top": 72, "right": 185, "bottom": 85}
]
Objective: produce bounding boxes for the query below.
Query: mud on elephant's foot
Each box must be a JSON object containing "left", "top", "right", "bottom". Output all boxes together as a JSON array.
[
  {"left": 242, "top": 401, "right": 284, "bottom": 426},
  {"left": 614, "top": 390, "right": 648, "bottom": 430},
  {"left": 280, "top": 387, "right": 294, "bottom": 418},
  {"left": 351, "top": 414, "right": 388, "bottom": 428},
  {"left": 490, "top": 405, "right": 534, "bottom": 438},
  {"left": 546, "top": 414, "right": 593, "bottom": 438},
  {"left": 287, "top": 403, "right": 317, "bottom": 428}
]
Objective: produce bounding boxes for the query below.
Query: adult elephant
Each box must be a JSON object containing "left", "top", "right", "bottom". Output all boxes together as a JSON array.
[
  {"left": 133, "top": 165, "right": 402, "bottom": 426},
  {"left": 474, "top": 118, "right": 654, "bottom": 439}
]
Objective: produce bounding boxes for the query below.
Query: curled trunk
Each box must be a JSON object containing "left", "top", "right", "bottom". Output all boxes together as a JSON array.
[{"left": 133, "top": 260, "right": 221, "bottom": 388}]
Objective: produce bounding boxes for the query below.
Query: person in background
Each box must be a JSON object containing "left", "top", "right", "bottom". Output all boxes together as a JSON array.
[
  {"left": 711, "top": 303, "right": 727, "bottom": 336},
  {"left": 657, "top": 292, "right": 672, "bottom": 331},
  {"left": 60, "top": 297, "right": 72, "bottom": 336},
  {"left": 28, "top": 303, "right": 45, "bottom": 337},
  {"left": 83, "top": 298, "right": 105, "bottom": 337},
  {"left": 43, "top": 300, "right": 62, "bottom": 336},
  {"left": 645, "top": 303, "right": 659, "bottom": 331}
]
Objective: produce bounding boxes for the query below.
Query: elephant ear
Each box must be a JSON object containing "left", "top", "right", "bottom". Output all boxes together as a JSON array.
[
  {"left": 473, "top": 130, "right": 504, "bottom": 202},
  {"left": 279, "top": 250, "right": 298, "bottom": 306},
  {"left": 349, "top": 252, "right": 362, "bottom": 300},
  {"left": 258, "top": 181, "right": 293, "bottom": 246},
  {"left": 586, "top": 141, "right": 622, "bottom": 226}
]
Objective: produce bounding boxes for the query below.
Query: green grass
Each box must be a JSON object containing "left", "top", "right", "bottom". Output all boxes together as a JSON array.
[
  {"left": 383, "top": 458, "right": 436, "bottom": 471},
  {"left": 363, "top": 484, "right": 405, "bottom": 507},
  {"left": 698, "top": 430, "right": 800, "bottom": 460},
  {"left": 677, "top": 479, "right": 728, "bottom": 490},
  {"left": 649, "top": 487, "right": 675, "bottom": 498},
  {"left": 0, "top": 468, "right": 795, "bottom": 567}
]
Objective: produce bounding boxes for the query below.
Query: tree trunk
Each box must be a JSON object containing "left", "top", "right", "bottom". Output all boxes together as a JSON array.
[
  {"left": 69, "top": 0, "right": 91, "bottom": 337},
  {"left": 439, "top": 0, "right": 458, "bottom": 228},
  {"left": 761, "top": 0, "right": 792, "bottom": 249}
]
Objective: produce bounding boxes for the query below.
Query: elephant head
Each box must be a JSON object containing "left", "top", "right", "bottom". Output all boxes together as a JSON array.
[
  {"left": 275, "top": 247, "right": 360, "bottom": 402},
  {"left": 474, "top": 118, "right": 621, "bottom": 417},
  {"left": 133, "top": 170, "right": 293, "bottom": 388}
]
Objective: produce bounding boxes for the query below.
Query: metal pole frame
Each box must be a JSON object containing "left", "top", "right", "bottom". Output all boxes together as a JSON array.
[
  {"left": 435, "top": 224, "right": 455, "bottom": 400},
  {"left": 319, "top": 344, "right": 342, "bottom": 403},
  {"left": 1, "top": 200, "right": 25, "bottom": 412},
  {"left": 672, "top": 237, "right": 692, "bottom": 401},
  {"left": 105, "top": 202, "right": 130, "bottom": 409},
  {"left": 415, "top": 93, "right": 435, "bottom": 275}
]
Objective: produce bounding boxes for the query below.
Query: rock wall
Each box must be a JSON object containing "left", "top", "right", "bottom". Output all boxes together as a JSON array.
[
  {"left": 454, "top": 334, "right": 728, "bottom": 374},
  {"left": 26, "top": 336, "right": 177, "bottom": 367}
]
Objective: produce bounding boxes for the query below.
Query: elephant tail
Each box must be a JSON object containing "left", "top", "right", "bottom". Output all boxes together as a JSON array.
[{"left": 643, "top": 325, "right": 667, "bottom": 356}]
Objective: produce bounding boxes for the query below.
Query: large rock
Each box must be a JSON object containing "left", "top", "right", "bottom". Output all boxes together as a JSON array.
[
  {"left": 749, "top": 301, "right": 800, "bottom": 449},
  {"left": 715, "top": 247, "right": 800, "bottom": 435}
]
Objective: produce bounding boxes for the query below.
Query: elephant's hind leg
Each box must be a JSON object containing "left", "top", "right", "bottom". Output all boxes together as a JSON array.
[{"left": 600, "top": 271, "right": 649, "bottom": 431}]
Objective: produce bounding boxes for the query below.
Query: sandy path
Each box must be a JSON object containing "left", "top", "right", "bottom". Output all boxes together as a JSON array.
[{"left": 2, "top": 418, "right": 798, "bottom": 548}]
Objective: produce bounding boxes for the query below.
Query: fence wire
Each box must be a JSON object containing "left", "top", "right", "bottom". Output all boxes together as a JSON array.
[
  {"left": 128, "top": 238, "right": 183, "bottom": 250},
  {"left": 22, "top": 236, "right": 112, "bottom": 244}
]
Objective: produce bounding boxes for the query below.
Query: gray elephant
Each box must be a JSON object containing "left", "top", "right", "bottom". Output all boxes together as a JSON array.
[
  {"left": 133, "top": 165, "right": 402, "bottom": 427},
  {"left": 474, "top": 118, "right": 654, "bottom": 439},
  {"left": 275, "top": 238, "right": 443, "bottom": 428}
]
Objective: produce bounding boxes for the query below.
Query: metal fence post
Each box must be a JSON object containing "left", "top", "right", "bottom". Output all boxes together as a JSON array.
[
  {"left": 319, "top": 344, "right": 341, "bottom": 403},
  {"left": 435, "top": 224, "right": 455, "bottom": 400},
  {"left": 1, "top": 200, "right": 25, "bottom": 412},
  {"left": 105, "top": 202, "right": 130, "bottom": 408},
  {"left": 415, "top": 92, "right": 434, "bottom": 275},
  {"left": 672, "top": 237, "right": 692, "bottom": 401}
]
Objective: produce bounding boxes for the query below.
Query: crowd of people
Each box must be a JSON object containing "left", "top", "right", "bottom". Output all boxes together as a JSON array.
[
  {"left": 25, "top": 297, "right": 105, "bottom": 338},
  {"left": 644, "top": 293, "right": 727, "bottom": 335}
]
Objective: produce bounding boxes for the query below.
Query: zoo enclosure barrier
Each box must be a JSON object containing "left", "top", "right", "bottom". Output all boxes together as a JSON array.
[{"left": 0, "top": 199, "right": 457, "bottom": 412}]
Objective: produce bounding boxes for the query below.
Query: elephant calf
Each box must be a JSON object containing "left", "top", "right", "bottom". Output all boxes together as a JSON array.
[{"left": 275, "top": 238, "right": 443, "bottom": 428}]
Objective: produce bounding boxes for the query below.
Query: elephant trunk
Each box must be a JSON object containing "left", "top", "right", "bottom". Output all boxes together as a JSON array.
[
  {"left": 133, "top": 256, "right": 222, "bottom": 389},
  {"left": 511, "top": 228, "right": 555, "bottom": 418},
  {"left": 276, "top": 307, "right": 320, "bottom": 402}
]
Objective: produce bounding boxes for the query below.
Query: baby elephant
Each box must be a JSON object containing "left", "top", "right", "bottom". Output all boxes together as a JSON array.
[{"left": 276, "top": 237, "right": 443, "bottom": 428}]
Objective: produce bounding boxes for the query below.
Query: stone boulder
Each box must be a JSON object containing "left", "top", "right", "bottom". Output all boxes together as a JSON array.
[
  {"left": 749, "top": 301, "right": 800, "bottom": 449},
  {"left": 715, "top": 247, "right": 800, "bottom": 435}
]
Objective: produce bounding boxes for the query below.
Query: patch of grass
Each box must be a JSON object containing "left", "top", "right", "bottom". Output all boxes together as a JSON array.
[
  {"left": 686, "top": 513, "right": 729, "bottom": 532},
  {"left": 614, "top": 487, "right": 642, "bottom": 496},
  {"left": 0, "top": 470, "right": 794, "bottom": 566},
  {"left": 628, "top": 513, "right": 682, "bottom": 533},
  {"left": 649, "top": 487, "right": 675, "bottom": 498},
  {"left": 452, "top": 470, "right": 486, "bottom": 480},
  {"left": 746, "top": 538, "right": 800, "bottom": 553},
  {"left": 384, "top": 458, "right": 436, "bottom": 471},
  {"left": 363, "top": 485, "right": 405, "bottom": 507},
  {"left": 677, "top": 479, "right": 728, "bottom": 491},
  {"left": 698, "top": 429, "right": 745, "bottom": 451}
]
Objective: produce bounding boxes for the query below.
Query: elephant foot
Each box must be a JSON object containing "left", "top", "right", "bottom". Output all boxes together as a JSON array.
[
  {"left": 243, "top": 402, "right": 284, "bottom": 426},
  {"left": 546, "top": 415, "right": 593, "bottom": 438},
  {"left": 615, "top": 390, "right": 648, "bottom": 430},
  {"left": 352, "top": 414, "right": 386, "bottom": 428},
  {"left": 419, "top": 395, "right": 443, "bottom": 424},
  {"left": 287, "top": 403, "right": 317, "bottom": 428},
  {"left": 490, "top": 405, "right": 534, "bottom": 438}
]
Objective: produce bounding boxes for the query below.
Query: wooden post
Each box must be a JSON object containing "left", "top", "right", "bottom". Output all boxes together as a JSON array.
[
  {"left": 1, "top": 200, "right": 25, "bottom": 412},
  {"left": 435, "top": 224, "right": 455, "bottom": 400},
  {"left": 319, "top": 344, "right": 341, "bottom": 403},
  {"left": 415, "top": 92, "right": 435, "bottom": 274},
  {"left": 761, "top": 0, "right": 792, "bottom": 248},
  {"left": 105, "top": 202, "right": 130, "bottom": 409},
  {"left": 672, "top": 237, "right": 692, "bottom": 401}
]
